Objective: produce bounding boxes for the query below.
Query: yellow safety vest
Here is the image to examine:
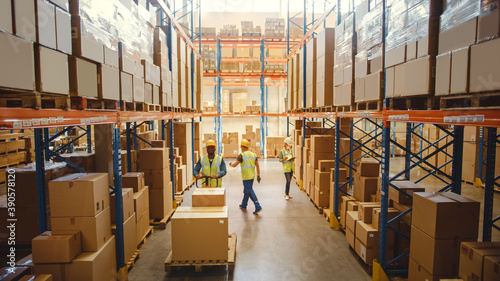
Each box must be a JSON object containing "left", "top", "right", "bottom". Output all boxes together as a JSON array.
[
  {"left": 201, "top": 155, "right": 222, "bottom": 187},
  {"left": 280, "top": 148, "right": 294, "bottom": 173},
  {"left": 240, "top": 150, "right": 257, "bottom": 181}
]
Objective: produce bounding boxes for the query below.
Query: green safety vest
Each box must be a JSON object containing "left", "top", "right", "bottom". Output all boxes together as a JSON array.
[
  {"left": 201, "top": 155, "right": 222, "bottom": 187},
  {"left": 280, "top": 148, "right": 294, "bottom": 173},
  {"left": 240, "top": 150, "right": 257, "bottom": 181}
]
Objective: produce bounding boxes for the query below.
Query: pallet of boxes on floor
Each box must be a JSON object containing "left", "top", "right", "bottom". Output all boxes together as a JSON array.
[
  {"left": 242, "top": 126, "right": 262, "bottom": 158},
  {"left": 166, "top": 186, "right": 236, "bottom": 272}
]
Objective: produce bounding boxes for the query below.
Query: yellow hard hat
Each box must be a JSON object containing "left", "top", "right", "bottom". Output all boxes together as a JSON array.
[
  {"left": 240, "top": 139, "right": 250, "bottom": 148},
  {"left": 206, "top": 140, "right": 216, "bottom": 148}
]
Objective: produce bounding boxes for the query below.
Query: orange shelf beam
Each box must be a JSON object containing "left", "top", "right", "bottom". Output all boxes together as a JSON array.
[{"left": 203, "top": 72, "right": 287, "bottom": 79}]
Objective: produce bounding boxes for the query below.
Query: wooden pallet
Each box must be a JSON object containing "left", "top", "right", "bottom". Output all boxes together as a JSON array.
[
  {"left": 71, "top": 96, "right": 119, "bottom": 110},
  {"left": 150, "top": 208, "right": 175, "bottom": 229},
  {"left": 336, "top": 105, "right": 353, "bottom": 112},
  {"left": 309, "top": 198, "right": 324, "bottom": 214},
  {"left": 120, "top": 100, "right": 145, "bottom": 112},
  {"left": 137, "top": 226, "right": 154, "bottom": 250},
  {"left": 175, "top": 194, "right": 184, "bottom": 206},
  {"left": 440, "top": 92, "right": 500, "bottom": 110},
  {"left": 165, "top": 233, "right": 237, "bottom": 273},
  {"left": 320, "top": 106, "right": 335, "bottom": 112},
  {"left": 388, "top": 95, "right": 439, "bottom": 110},
  {"left": 323, "top": 209, "right": 331, "bottom": 222},
  {"left": 144, "top": 103, "right": 161, "bottom": 112},
  {"left": 355, "top": 100, "right": 382, "bottom": 111},
  {"left": 0, "top": 91, "right": 70, "bottom": 109},
  {"left": 126, "top": 250, "right": 141, "bottom": 272}
]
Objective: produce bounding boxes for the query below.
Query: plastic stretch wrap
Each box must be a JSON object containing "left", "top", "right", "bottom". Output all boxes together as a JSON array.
[
  {"left": 386, "top": 0, "right": 437, "bottom": 51},
  {"left": 335, "top": 14, "right": 356, "bottom": 69},
  {"left": 440, "top": 0, "right": 480, "bottom": 32},
  {"left": 357, "top": 4, "right": 383, "bottom": 54},
  {"left": 72, "top": 0, "right": 155, "bottom": 62},
  {"left": 13, "top": 162, "right": 67, "bottom": 172}
]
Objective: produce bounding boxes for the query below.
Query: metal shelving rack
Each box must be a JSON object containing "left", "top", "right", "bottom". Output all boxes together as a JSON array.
[{"left": 0, "top": 1, "right": 202, "bottom": 278}]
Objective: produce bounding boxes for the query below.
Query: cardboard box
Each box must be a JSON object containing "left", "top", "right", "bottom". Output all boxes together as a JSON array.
[
  {"left": 65, "top": 235, "right": 117, "bottom": 281},
  {"left": 438, "top": 18, "right": 477, "bottom": 54},
  {"left": 358, "top": 159, "right": 380, "bottom": 177},
  {"left": 358, "top": 202, "right": 381, "bottom": 224},
  {"left": 36, "top": 45, "right": 69, "bottom": 95},
  {"left": 171, "top": 206, "right": 229, "bottom": 261},
  {"left": 355, "top": 220, "right": 379, "bottom": 265},
  {"left": 0, "top": 0, "right": 12, "bottom": 34},
  {"left": 136, "top": 208, "right": 150, "bottom": 245},
  {"left": 355, "top": 77, "right": 365, "bottom": 102},
  {"left": 112, "top": 213, "right": 137, "bottom": 263},
  {"left": 314, "top": 187, "right": 329, "bottom": 208},
  {"left": 133, "top": 75, "right": 145, "bottom": 102},
  {"left": 484, "top": 255, "right": 500, "bottom": 281},
  {"left": 99, "top": 64, "right": 120, "bottom": 100},
  {"left": 406, "top": 41, "right": 417, "bottom": 61},
  {"left": 71, "top": 16, "right": 104, "bottom": 63},
  {"left": 410, "top": 226, "right": 472, "bottom": 276},
  {"left": 122, "top": 172, "right": 145, "bottom": 192},
  {"left": 134, "top": 186, "right": 149, "bottom": 221},
  {"left": 176, "top": 165, "right": 187, "bottom": 192},
  {"left": 104, "top": 47, "right": 119, "bottom": 69},
  {"left": 346, "top": 228, "right": 356, "bottom": 249},
  {"left": 403, "top": 56, "right": 433, "bottom": 96},
  {"left": 192, "top": 188, "right": 226, "bottom": 207},
  {"left": 385, "top": 45, "right": 406, "bottom": 67},
  {"left": 450, "top": 47, "right": 469, "bottom": 94},
  {"left": 32, "top": 231, "right": 81, "bottom": 263},
  {"left": 120, "top": 71, "right": 133, "bottom": 101},
  {"left": 51, "top": 206, "right": 112, "bottom": 252},
  {"left": 314, "top": 170, "right": 330, "bottom": 190},
  {"left": 346, "top": 211, "right": 359, "bottom": 233},
  {"left": 412, "top": 192, "right": 480, "bottom": 239},
  {"left": 310, "top": 135, "right": 335, "bottom": 153},
  {"left": 139, "top": 148, "right": 169, "bottom": 169},
  {"left": 388, "top": 181, "right": 425, "bottom": 205},
  {"left": 435, "top": 52, "right": 451, "bottom": 95},
  {"left": 49, "top": 173, "right": 109, "bottom": 217},
  {"left": 149, "top": 184, "right": 173, "bottom": 219},
  {"left": 319, "top": 160, "right": 336, "bottom": 173},
  {"left": 34, "top": 264, "right": 65, "bottom": 281},
  {"left": 0, "top": 31, "right": 35, "bottom": 90},
  {"left": 385, "top": 66, "right": 395, "bottom": 97},
  {"left": 140, "top": 167, "right": 170, "bottom": 189},
  {"left": 69, "top": 56, "right": 99, "bottom": 97},
  {"left": 458, "top": 242, "right": 500, "bottom": 281},
  {"left": 19, "top": 275, "right": 53, "bottom": 281},
  {"left": 311, "top": 152, "right": 335, "bottom": 169},
  {"left": 364, "top": 71, "right": 382, "bottom": 101},
  {"left": 372, "top": 208, "right": 399, "bottom": 230},
  {"left": 409, "top": 258, "right": 454, "bottom": 281},
  {"left": 354, "top": 176, "right": 378, "bottom": 202},
  {"left": 470, "top": 37, "right": 500, "bottom": 92},
  {"left": 110, "top": 188, "right": 134, "bottom": 223},
  {"left": 394, "top": 64, "right": 405, "bottom": 97},
  {"left": 347, "top": 201, "right": 359, "bottom": 212}
]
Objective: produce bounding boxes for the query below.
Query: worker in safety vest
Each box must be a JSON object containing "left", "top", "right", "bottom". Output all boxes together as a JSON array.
[
  {"left": 279, "top": 137, "right": 295, "bottom": 200},
  {"left": 193, "top": 139, "right": 227, "bottom": 187},
  {"left": 229, "top": 139, "right": 262, "bottom": 215}
]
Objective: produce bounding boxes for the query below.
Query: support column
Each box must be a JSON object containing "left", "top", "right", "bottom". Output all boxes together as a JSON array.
[
  {"left": 34, "top": 128, "right": 47, "bottom": 234},
  {"left": 95, "top": 124, "right": 115, "bottom": 183},
  {"left": 483, "top": 127, "right": 497, "bottom": 242},
  {"left": 451, "top": 125, "right": 464, "bottom": 194}
]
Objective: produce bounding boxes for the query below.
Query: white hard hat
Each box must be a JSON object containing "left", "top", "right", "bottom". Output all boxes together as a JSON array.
[{"left": 284, "top": 137, "right": 293, "bottom": 146}]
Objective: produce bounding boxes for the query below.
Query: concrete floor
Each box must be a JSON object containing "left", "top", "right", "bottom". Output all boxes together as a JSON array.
[{"left": 128, "top": 157, "right": 500, "bottom": 280}]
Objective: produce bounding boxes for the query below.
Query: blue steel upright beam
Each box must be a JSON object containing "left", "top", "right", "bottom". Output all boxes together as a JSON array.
[
  {"left": 168, "top": 120, "right": 176, "bottom": 203},
  {"left": 126, "top": 123, "right": 132, "bottom": 173},
  {"left": 379, "top": 120, "right": 391, "bottom": 270},
  {"left": 478, "top": 127, "right": 485, "bottom": 184},
  {"left": 286, "top": 0, "right": 290, "bottom": 137},
  {"left": 216, "top": 38, "right": 222, "bottom": 154},
  {"left": 483, "top": 127, "right": 498, "bottom": 242},
  {"left": 34, "top": 128, "right": 48, "bottom": 234},
  {"left": 260, "top": 39, "right": 266, "bottom": 156},
  {"left": 405, "top": 123, "right": 412, "bottom": 180},
  {"left": 333, "top": 118, "right": 341, "bottom": 219},
  {"left": 87, "top": 125, "right": 92, "bottom": 153},
  {"left": 190, "top": 0, "right": 195, "bottom": 174},
  {"left": 266, "top": 85, "right": 269, "bottom": 138},
  {"left": 451, "top": 125, "right": 464, "bottom": 194},
  {"left": 43, "top": 128, "right": 50, "bottom": 161},
  {"left": 112, "top": 125, "right": 125, "bottom": 270}
]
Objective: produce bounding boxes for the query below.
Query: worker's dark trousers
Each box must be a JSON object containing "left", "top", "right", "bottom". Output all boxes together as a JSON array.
[
  {"left": 241, "top": 179, "right": 261, "bottom": 210},
  {"left": 284, "top": 172, "right": 293, "bottom": 195}
]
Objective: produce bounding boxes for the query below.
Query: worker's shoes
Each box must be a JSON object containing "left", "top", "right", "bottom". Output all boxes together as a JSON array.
[
  {"left": 253, "top": 207, "right": 262, "bottom": 215},
  {"left": 285, "top": 195, "right": 293, "bottom": 200},
  {"left": 239, "top": 205, "right": 247, "bottom": 211}
]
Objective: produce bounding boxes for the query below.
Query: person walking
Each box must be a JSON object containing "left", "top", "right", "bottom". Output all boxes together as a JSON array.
[
  {"left": 193, "top": 140, "right": 227, "bottom": 187},
  {"left": 230, "top": 139, "right": 262, "bottom": 215},
  {"left": 279, "top": 137, "right": 295, "bottom": 200}
]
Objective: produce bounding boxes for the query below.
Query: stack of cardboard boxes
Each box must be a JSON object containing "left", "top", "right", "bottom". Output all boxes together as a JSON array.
[
  {"left": 122, "top": 172, "right": 150, "bottom": 247},
  {"left": 219, "top": 24, "right": 239, "bottom": 36},
  {"left": 241, "top": 21, "right": 261, "bottom": 36},
  {"left": 138, "top": 148, "right": 173, "bottom": 220},
  {"left": 354, "top": 3, "right": 384, "bottom": 103},
  {"left": 195, "top": 27, "right": 217, "bottom": 36},
  {"left": 265, "top": 137, "right": 286, "bottom": 158},
  {"left": 334, "top": 14, "right": 356, "bottom": 107},
  {"left": 306, "top": 135, "right": 335, "bottom": 203},
  {"left": 154, "top": 27, "right": 171, "bottom": 108},
  {"left": 305, "top": 37, "right": 317, "bottom": 107},
  {"left": 409, "top": 192, "right": 480, "bottom": 280},
  {"left": 242, "top": 125, "right": 262, "bottom": 158},
  {"left": 244, "top": 101, "right": 261, "bottom": 113},
  {"left": 110, "top": 187, "right": 137, "bottom": 264},
  {"left": 171, "top": 188, "right": 228, "bottom": 261},
  {"left": 315, "top": 28, "right": 335, "bottom": 107},
  {"left": 202, "top": 45, "right": 216, "bottom": 73},
  {"left": 264, "top": 18, "right": 285, "bottom": 37},
  {"left": 223, "top": 132, "right": 239, "bottom": 158},
  {"left": 34, "top": 173, "right": 117, "bottom": 281},
  {"left": 458, "top": 242, "right": 500, "bottom": 281},
  {"left": 232, "top": 90, "right": 248, "bottom": 113}
]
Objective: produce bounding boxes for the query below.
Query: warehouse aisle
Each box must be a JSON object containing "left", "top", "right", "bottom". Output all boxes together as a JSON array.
[{"left": 128, "top": 158, "right": 372, "bottom": 281}]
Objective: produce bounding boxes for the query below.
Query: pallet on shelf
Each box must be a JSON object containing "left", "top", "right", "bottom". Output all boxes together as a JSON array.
[
  {"left": 440, "top": 92, "right": 500, "bottom": 110},
  {"left": 149, "top": 208, "right": 175, "bottom": 230},
  {"left": 0, "top": 90, "right": 70, "bottom": 109},
  {"left": 336, "top": 105, "right": 353, "bottom": 112},
  {"left": 388, "top": 95, "right": 439, "bottom": 110},
  {"left": 144, "top": 103, "right": 161, "bottom": 112},
  {"left": 165, "top": 233, "right": 237, "bottom": 273},
  {"left": 71, "top": 96, "right": 119, "bottom": 110},
  {"left": 354, "top": 100, "right": 382, "bottom": 112},
  {"left": 121, "top": 100, "right": 145, "bottom": 112},
  {"left": 126, "top": 250, "right": 141, "bottom": 272}
]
